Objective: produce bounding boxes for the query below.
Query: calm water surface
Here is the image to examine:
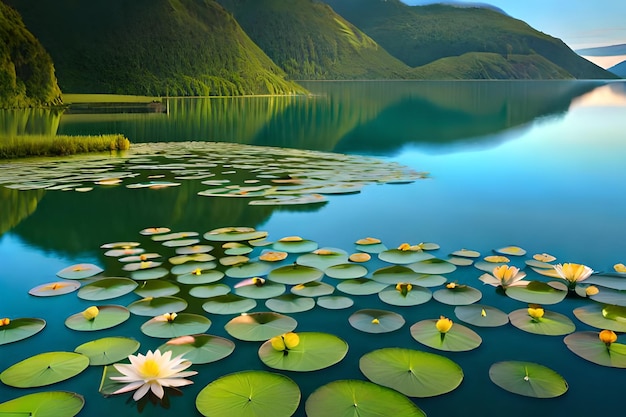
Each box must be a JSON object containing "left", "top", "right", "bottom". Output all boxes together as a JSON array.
[{"left": 1, "top": 81, "right": 626, "bottom": 417}]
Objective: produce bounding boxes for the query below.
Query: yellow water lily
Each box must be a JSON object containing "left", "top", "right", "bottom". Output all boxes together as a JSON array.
[
  {"left": 446, "top": 282, "right": 457, "bottom": 289},
  {"left": 479, "top": 265, "right": 527, "bottom": 289},
  {"left": 614, "top": 263, "right": 626, "bottom": 273},
  {"left": 527, "top": 306, "right": 544, "bottom": 321},
  {"left": 397, "top": 243, "right": 411, "bottom": 251},
  {"left": 599, "top": 330, "right": 617, "bottom": 346},
  {"left": 484, "top": 255, "right": 510, "bottom": 263},
  {"left": 436, "top": 316, "right": 453, "bottom": 333},
  {"left": 111, "top": 349, "right": 197, "bottom": 401},
  {"left": 585, "top": 286, "right": 600, "bottom": 296},
  {"left": 158, "top": 312, "right": 177, "bottom": 322},
  {"left": 270, "top": 332, "right": 300, "bottom": 352},
  {"left": 481, "top": 309, "right": 487, "bottom": 317},
  {"left": 82, "top": 306, "right": 100, "bottom": 321},
  {"left": 0, "top": 318, "right": 10, "bottom": 326},
  {"left": 371, "top": 318, "right": 380, "bottom": 324},
  {"left": 554, "top": 263, "right": 593, "bottom": 288},
  {"left": 395, "top": 282, "right": 412, "bottom": 296}
]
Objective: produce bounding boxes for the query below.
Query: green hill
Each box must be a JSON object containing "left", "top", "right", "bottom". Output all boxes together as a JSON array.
[
  {"left": 217, "top": 0, "right": 410, "bottom": 80},
  {"left": 323, "top": 0, "right": 617, "bottom": 79},
  {"left": 4, "top": 0, "right": 305, "bottom": 96},
  {"left": 0, "top": 2, "right": 61, "bottom": 108}
]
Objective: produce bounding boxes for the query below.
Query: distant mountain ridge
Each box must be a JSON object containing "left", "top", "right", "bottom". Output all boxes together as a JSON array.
[
  {"left": 575, "top": 44, "right": 626, "bottom": 56},
  {"left": 609, "top": 61, "right": 626, "bottom": 77}
]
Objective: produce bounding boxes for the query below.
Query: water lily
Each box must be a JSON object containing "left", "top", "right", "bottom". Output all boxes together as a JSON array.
[
  {"left": 82, "top": 306, "right": 100, "bottom": 321},
  {"left": 397, "top": 243, "right": 411, "bottom": 251},
  {"left": 395, "top": 282, "right": 412, "bottom": 296},
  {"left": 371, "top": 318, "right": 380, "bottom": 324},
  {"left": 554, "top": 263, "right": 593, "bottom": 289},
  {"left": 0, "top": 318, "right": 10, "bottom": 326},
  {"left": 156, "top": 312, "right": 177, "bottom": 322},
  {"left": 270, "top": 332, "right": 300, "bottom": 353},
  {"left": 614, "top": 263, "right": 626, "bottom": 273},
  {"left": 599, "top": 330, "right": 617, "bottom": 346},
  {"left": 111, "top": 349, "right": 197, "bottom": 401},
  {"left": 479, "top": 265, "right": 527, "bottom": 289},
  {"left": 436, "top": 316, "right": 453, "bottom": 333},
  {"left": 585, "top": 286, "right": 599, "bottom": 296},
  {"left": 527, "top": 305, "right": 544, "bottom": 321}
]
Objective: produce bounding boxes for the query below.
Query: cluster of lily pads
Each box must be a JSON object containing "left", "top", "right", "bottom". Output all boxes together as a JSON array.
[
  {"left": 2, "top": 225, "right": 626, "bottom": 416},
  {"left": 0, "top": 142, "right": 425, "bottom": 205}
]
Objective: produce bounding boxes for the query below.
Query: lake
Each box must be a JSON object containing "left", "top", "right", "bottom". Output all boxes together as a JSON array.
[{"left": 1, "top": 80, "right": 626, "bottom": 417}]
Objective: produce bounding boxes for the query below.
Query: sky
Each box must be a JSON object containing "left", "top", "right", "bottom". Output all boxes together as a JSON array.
[{"left": 401, "top": 0, "right": 626, "bottom": 50}]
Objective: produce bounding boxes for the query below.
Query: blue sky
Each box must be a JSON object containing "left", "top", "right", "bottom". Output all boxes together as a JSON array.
[{"left": 401, "top": 0, "right": 626, "bottom": 49}]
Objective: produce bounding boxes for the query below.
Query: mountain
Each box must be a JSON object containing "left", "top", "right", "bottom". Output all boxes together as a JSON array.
[
  {"left": 4, "top": 0, "right": 304, "bottom": 96},
  {"left": 0, "top": 2, "right": 61, "bottom": 108},
  {"left": 217, "top": 0, "right": 411, "bottom": 80},
  {"left": 323, "top": 0, "right": 617, "bottom": 79},
  {"left": 401, "top": 0, "right": 507, "bottom": 15},
  {"left": 608, "top": 61, "right": 626, "bottom": 77}
]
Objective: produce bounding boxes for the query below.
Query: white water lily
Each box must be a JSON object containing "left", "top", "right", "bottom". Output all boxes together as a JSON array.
[
  {"left": 554, "top": 263, "right": 593, "bottom": 287},
  {"left": 111, "top": 350, "right": 197, "bottom": 401},
  {"left": 479, "top": 265, "right": 527, "bottom": 289}
]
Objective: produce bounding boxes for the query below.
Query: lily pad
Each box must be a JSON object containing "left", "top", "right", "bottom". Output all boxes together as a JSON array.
[
  {"left": 225, "top": 312, "right": 298, "bottom": 341},
  {"left": 234, "top": 280, "right": 286, "bottom": 299},
  {"left": 378, "top": 285, "right": 432, "bottom": 307},
  {"left": 127, "top": 296, "right": 188, "bottom": 317},
  {"left": 489, "top": 361, "right": 568, "bottom": 398},
  {"left": 573, "top": 304, "right": 626, "bottom": 332},
  {"left": 141, "top": 313, "right": 211, "bottom": 338},
  {"left": 133, "top": 280, "right": 180, "bottom": 297},
  {"left": 158, "top": 334, "right": 235, "bottom": 364},
  {"left": 265, "top": 294, "right": 316, "bottom": 313},
  {"left": 409, "top": 258, "right": 457, "bottom": 275},
  {"left": 140, "top": 227, "right": 171, "bottom": 236},
  {"left": 337, "top": 278, "right": 389, "bottom": 296},
  {"left": 305, "top": 380, "right": 426, "bottom": 417},
  {"left": 494, "top": 246, "right": 527, "bottom": 256},
  {"left": 225, "top": 262, "right": 272, "bottom": 279},
  {"left": 371, "top": 265, "right": 419, "bottom": 284},
  {"left": 65, "top": 305, "right": 130, "bottom": 331},
  {"left": 171, "top": 262, "right": 216, "bottom": 275},
  {"left": 203, "top": 227, "right": 268, "bottom": 242},
  {"left": 267, "top": 264, "right": 323, "bottom": 285},
  {"left": 433, "top": 285, "right": 482, "bottom": 305},
  {"left": 176, "top": 245, "right": 214, "bottom": 255},
  {"left": 356, "top": 243, "right": 388, "bottom": 254},
  {"left": 202, "top": 294, "right": 257, "bottom": 315},
  {"left": 508, "top": 309, "right": 576, "bottom": 336},
  {"left": 0, "top": 352, "right": 89, "bottom": 388},
  {"left": 564, "top": 331, "right": 626, "bottom": 368},
  {"left": 272, "top": 239, "right": 319, "bottom": 253},
  {"left": 325, "top": 263, "right": 368, "bottom": 279},
  {"left": 176, "top": 270, "right": 224, "bottom": 285},
  {"left": 291, "top": 281, "right": 335, "bottom": 297},
  {"left": 56, "top": 263, "right": 103, "bottom": 279},
  {"left": 585, "top": 275, "right": 626, "bottom": 291},
  {"left": 169, "top": 253, "right": 215, "bottom": 265},
  {"left": 378, "top": 249, "right": 434, "bottom": 265},
  {"left": 196, "top": 371, "right": 300, "bottom": 417},
  {"left": 29, "top": 281, "right": 81, "bottom": 297},
  {"left": 451, "top": 249, "right": 481, "bottom": 258},
  {"left": 74, "top": 337, "right": 140, "bottom": 366},
  {"left": 359, "top": 348, "right": 463, "bottom": 397},
  {"left": 259, "top": 332, "right": 348, "bottom": 371},
  {"left": 0, "top": 391, "right": 84, "bottom": 417},
  {"left": 296, "top": 249, "right": 349, "bottom": 270},
  {"left": 588, "top": 286, "right": 626, "bottom": 306},
  {"left": 410, "top": 319, "right": 482, "bottom": 352},
  {"left": 349, "top": 309, "right": 405, "bottom": 333},
  {"left": 151, "top": 231, "right": 199, "bottom": 242},
  {"left": 317, "top": 296, "right": 354, "bottom": 310},
  {"left": 505, "top": 281, "right": 568, "bottom": 305},
  {"left": 77, "top": 277, "right": 138, "bottom": 301},
  {"left": 454, "top": 304, "right": 509, "bottom": 327},
  {"left": 0, "top": 318, "right": 46, "bottom": 345},
  {"left": 130, "top": 267, "right": 169, "bottom": 281},
  {"left": 190, "top": 284, "right": 231, "bottom": 299}
]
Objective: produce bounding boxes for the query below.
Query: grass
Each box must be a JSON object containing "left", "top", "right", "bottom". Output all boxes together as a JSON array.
[
  {"left": 62, "top": 94, "right": 162, "bottom": 104},
  {"left": 0, "top": 134, "right": 130, "bottom": 159}
]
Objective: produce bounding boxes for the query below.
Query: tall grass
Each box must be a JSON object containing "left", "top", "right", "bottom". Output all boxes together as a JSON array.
[{"left": 0, "top": 134, "right": 130, "bottom": 159}]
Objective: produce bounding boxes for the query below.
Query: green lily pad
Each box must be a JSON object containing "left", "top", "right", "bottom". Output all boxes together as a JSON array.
[
  {"left": 585, "top": 275, "right": 626, "bottom": 290},
  {"left": 446, "top": 257, "right": 474, "bottom": 266},
  {"left": 74, "top": 337, "right": 140, "bottom": 366},
  {"left": 564, "top": 331, "right": 626, "bottom": 368},
  {"left": 272, "top": 239, "right": 319, "bottom": 253},
  {"left": 127, "top": 296, "right": 188, "bottom": 316},
  {"left": 337, "top": 278, "right": 389, "bottom": 296},
  {"left": 122, "top": 261, "right": 163, "bottom": 272},
  {"left": 105, "top": 248, "right": 145, "bottom": 257},
  {"left": 349, "top": 309, "right": 405, "bottom": 334},
  {"left": 489, "top": 361, "right": 568, "bottom": 398},
  {"left": 190, "top": 284, "right": 231, "bottom": 299},
  {"left": 171, "top": 262, "right": 217, "bottom": 275},
  {"left": 433, "top": 285, "right": 482, "bottom": 305},
  {"left": 176, "top": 270, "right": 224, "bottom": 285},
  {"left": 65, "top": 305, "right": 130, "bottom": 331},
  {"left": 196, "top": 371, "right": 300, "bottom": 417},
  {"left": 130, "top": 267, "right": 169, "bottom": 281},
  {"left": 0, "top": 352, "right": 89, "bottom": 388},
  {"left": 412, "top": 274, "right": 449, "bottom": 287},
  {"left": 410, "top": 319, "right": 482, "bottom": 352},
  {"left": 56, "top": 263, "right": 103, "bottom": 279},
  {"left": 259, "top": 332, "right": 348, "bottom": 371},
  {"left": 77, "top": 277, "right": 138, "bottom": 301},
  {"left": 203, "top": 227, "right": 269, "bottom": 242},
  {"left": 508, "top": 309, "right": 576, "bottom": 336},
  {"left": 29, "top": 281, "right": 81, "bottom": 297},
  {"left": 225, "top": 312, "right": 298, "bottom": 341},
  {"left": 378, "top": 285, "right": 432, "bottom": 307},
  {"left": 305, "top": 379, "right": 426, "bottom": 417},
  {"left": 267, "top": 264, "right": 323, "bottom": 285},
  {"left": 359, "top": 348, "right": 463, "bottom": 397},
  {"left": 371, "top": 265, "right": 419, "bottom": 284},
  {"left": 587, "top": 286, "right": 626, "bottom": 306},
  {"left": 505, "top": 281, "right": 568, "bottom": 305},
  {"left": 296, "top": 249, "right": 349, "bottom": 270},
  {"left": 0, "top": 391, "right": 84, "bottom": 417},
  {"left": 223, "top": 243, "right": 253, "bottom": 256},
  {"left": 408, "top": 258, "right": 457, "bottom": 275},
  {"left": 378, "top": 249, "right": 434, "bottom": 265},
  {"left": 356, "top": 243, "right": 388, "bottom": 254},
  {"left": 219, "top": 255, "right": 250, "bottom": 267},
  {"left": 234, "top": 280, "right": 286, "bottom": 299},
  {"left": 140, "top": 227, "right": 171, "bottom": 236},
  {"left": 175, "top": 245, "right": 214, "bottom": 255},
  {"left": 133, "top": 280, "right": 180, "bottom": 297},
  {"left": 158, "top": 334, "right": 235, "bottom": 364},
  {"left": 265, "top": 294, "right": 316, "bottom": 313},
  {"left": 325, "top": 263, "right": 368, "bottom": 279},
  {"left": 0, "top": 318, "right": 46, "bottom": 345},
  {"left": 151, "top": 231, "right": 199, "bottom": 242},
  {"left": 202, "top": 294, "right": 257, "bottom": 315},
  {"left": 451, "top": 249, "right": 481, "bottom": 258},
  {"left": 169, "top": 253, "right": 215, "bottom": 265},
  {"left": 291, "top": 281, "right": 335, "bottom": 297},
  {"left": 454, "top": 304, "right": 509, "bottom": 327},
  {"left": 573, "top": 304, "right": 626, "bottom": 332},
  {"left": 225, "top": 262, "right": 272, "bottom": 279},
  {"left": 141, "top": 313, "right": 211, "bottom": 338},
  {"left": 317, "top": 296, "right": 354, "bottom": 310}
]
